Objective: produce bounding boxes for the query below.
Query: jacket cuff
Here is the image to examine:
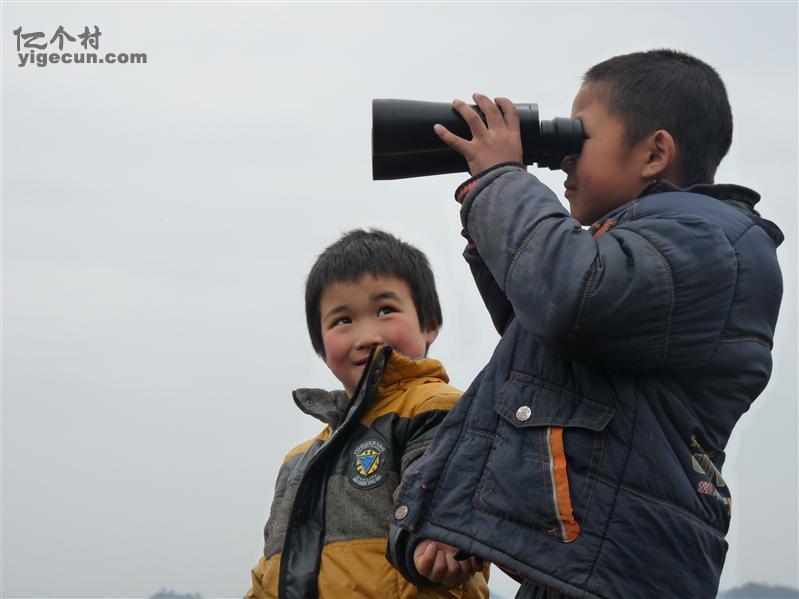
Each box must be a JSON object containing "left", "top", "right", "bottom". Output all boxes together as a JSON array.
[
  {"left": 454, "top": 161, "right": 524, "bottom": 204},
  {"left": 386, "top": 525, "right": 438, "bottom": 588},
  {"left": 459, "top": 164, "right": 526, "bottom": 240}
]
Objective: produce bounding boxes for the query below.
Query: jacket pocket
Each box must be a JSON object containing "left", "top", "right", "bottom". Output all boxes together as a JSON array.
[{"left": 474, "top": 372, "right": 614, "bottom": 542}]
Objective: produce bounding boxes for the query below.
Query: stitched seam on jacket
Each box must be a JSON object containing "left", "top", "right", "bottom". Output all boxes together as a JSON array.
[
  {"left": 623, "top": 229, "right": 675, "bottom": 366},
  {"left": 466, "top": 428, "right": 500, "bottom": 441},
  {"left": 567, "top": 262, "right": 599, "bottom": 357},
  {"left": 718, "top": 336, "right": 771, "bottom": 348},
  {"left": 501, "top": 372, "right": 615, "bottom": 428},
  {"left": 506, "top": 372, "right": 613, "bottom": 411},
  {"left": 583, "top": 380, "right": 640, "bottom": 589},
  {"left": 504, "top": 215, "right": 560, "bottom": 291},
  {"left": 708, "top": 225, "right": 749, "bottom": 364},
  {"left": 729, "top": 221, "right": 756, "bottom": 247},
  {"left": 430, "top": 376, "right": 486, "bottom": 510},
  {"left": 580, "top": 428, "right": 607, "bottom": 522},
  {"left": 593, "top": 474, "right": 726, "bottom": 536},
  {"left": 423, "top": 520, "right": 609, "bottom": 599}
]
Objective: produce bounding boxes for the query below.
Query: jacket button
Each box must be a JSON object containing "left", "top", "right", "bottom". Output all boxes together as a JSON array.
[
  {"left": 516, "top": 406, "right": 532, "bottom": 421},
  {"left": 394, "top": 505, "right": 409, "bottom": 520}
]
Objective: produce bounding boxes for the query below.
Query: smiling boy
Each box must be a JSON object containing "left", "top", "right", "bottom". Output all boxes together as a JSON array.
[
  {"left": 319, "top": 274, "right": 437, "bottom": 398},
  {"left": 245, "top": 229, "right": 488, "bottom": 599}
]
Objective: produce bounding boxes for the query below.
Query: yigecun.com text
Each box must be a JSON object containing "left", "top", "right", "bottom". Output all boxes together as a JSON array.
[{"left": 18, "top": 50, "right": 147, "bottom": 67}]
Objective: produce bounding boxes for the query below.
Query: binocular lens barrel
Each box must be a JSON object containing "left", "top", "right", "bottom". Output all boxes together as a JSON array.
[{"left": 372, "top": 99, "right": 583, "bottom": 180}]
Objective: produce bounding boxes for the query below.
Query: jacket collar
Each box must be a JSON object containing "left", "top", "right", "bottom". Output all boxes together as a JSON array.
[
  {"left": 590, "top": 180, "right": 784, "bottom": 247},
  {"left": 638, "top": 180, "right": 762, "bottom": 212},
  {"left": 640, "top": 180, "right": 784, "bottom": 247},
  {"left": 292, "top": 346, "right": 448, "bottom": 428},
  {"left": 377, "top": 348, "right": 448, "bottom": 391},
  {"left": 292, "top": 387, "right": 352, "bottom": 429}
]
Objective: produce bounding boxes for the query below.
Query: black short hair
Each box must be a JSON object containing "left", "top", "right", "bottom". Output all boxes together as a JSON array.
[
  {"left": 305, "top": 229, "right": 443, "bottom": 358},
  {"left": 584, "top": 49, "right": 732, "bottom": 185}
]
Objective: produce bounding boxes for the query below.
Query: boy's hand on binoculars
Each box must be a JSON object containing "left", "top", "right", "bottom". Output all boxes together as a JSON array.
[
  {"left": 434, "top": 93, "right": 523, "bottom": 176},
  {"left": 414, "top": 538, "right": 483, "bottom": 587}
]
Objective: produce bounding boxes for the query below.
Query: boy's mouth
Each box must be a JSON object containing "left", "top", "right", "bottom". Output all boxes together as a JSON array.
[{"left": 564, "top": 184, "right": 576, "bottom": 200}]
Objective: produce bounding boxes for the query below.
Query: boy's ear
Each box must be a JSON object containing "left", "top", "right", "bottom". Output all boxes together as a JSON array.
[
  {"left": 641, "top": 129, "right": 679, "bottom": 183},
  {"left": 424, "top": 326, "right": 440, "bottom": 346},
  {"left": 422, "top": 327, "right": 440, "bottom": 356}
]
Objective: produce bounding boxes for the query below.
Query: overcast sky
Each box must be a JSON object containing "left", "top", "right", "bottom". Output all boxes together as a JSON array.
[{"left": 2, "top": 2, "right": 797, "bottom": 598}]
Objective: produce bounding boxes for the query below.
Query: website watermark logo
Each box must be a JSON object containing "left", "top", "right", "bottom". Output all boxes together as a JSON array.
[{"left": 13, "top": 26, "right": 147, "bottom": 68}]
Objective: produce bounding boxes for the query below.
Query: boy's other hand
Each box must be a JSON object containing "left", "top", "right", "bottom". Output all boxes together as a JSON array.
[
  {"left": 434, "top": 93, "right": 523, "bottom": 176},
  {"left": 413, "top": 538, "right": 483, "bottom": 587}
]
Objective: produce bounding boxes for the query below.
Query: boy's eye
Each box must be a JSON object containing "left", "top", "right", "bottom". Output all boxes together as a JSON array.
[
  {"left": 377, "top": 306, "right": 396, "bottom": 316},
  {"left": 332, "top": 316, "right": 351, "bottom": 327}
]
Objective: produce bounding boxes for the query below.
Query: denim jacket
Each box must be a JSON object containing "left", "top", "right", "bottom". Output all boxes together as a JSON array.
[{"left": 388, "top": 167, "right": 783, "bottom": 599}]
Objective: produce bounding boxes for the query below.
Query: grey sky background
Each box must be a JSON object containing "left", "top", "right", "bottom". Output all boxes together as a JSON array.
[{"left": 1, "top": 2, "right": 796, "bottom": 597}]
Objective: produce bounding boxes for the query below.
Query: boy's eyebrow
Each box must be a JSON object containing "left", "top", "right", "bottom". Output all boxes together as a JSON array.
[
  {"left": 322, "top": 305, "right": 349, "bottom": 322},
  {"left": 371, "top": 290, "right": 403, "bottom": 302}
]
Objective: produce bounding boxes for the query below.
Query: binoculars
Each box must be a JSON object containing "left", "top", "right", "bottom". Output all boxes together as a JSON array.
[{"left": 372, "top": 99, "right": 584, "bottom": 180}]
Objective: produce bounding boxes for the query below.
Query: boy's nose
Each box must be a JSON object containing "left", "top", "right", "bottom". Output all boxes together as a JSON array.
[
  {"left": 560, "top": 154, "right": 577, "bottom": 173},
  {"left": 356, "top": 330, "right": 384, "bottom": 350}
]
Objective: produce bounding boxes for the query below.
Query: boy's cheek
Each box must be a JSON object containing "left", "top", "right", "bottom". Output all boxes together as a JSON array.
[
  {"left": 388, "top": 328, "right": 426, "bottom": 359},
  {"left": 322, "top": 337, "right": 348, "bottom": 369},
  {"left": 325, "top": 346, "right": 348, "bottom": 369}
]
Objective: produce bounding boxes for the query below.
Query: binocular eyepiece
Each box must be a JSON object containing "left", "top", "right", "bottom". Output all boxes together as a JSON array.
[{"left": 372, "top": 99, "right": 583, "bottom": 180}]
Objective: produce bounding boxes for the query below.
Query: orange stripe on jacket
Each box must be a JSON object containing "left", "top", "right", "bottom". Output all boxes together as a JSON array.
[
  {"left": 549, "top": 426, "right": 581, "bottom": 542},
  {"left": 592, "top": 218, "right": 616, "bottom": 239}
]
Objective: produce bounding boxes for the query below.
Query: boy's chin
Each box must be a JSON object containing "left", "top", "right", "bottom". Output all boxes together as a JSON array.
[
  {"left": 569, "top": 203, "right": 605, "bottom": 227},
  {"left": 566, "top": 200, "right": 587, "bottom": 225},
  {"left": 569, "top": 208, "right": 594, "bottom": 227}
]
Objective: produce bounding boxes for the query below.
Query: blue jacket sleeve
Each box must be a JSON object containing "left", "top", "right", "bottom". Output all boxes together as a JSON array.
[
  {"left": 463, "top": 246, "right": 516, "bottom": 336},
  {"left": 460, "top": 166, "right": 740, "bottom": 371}
]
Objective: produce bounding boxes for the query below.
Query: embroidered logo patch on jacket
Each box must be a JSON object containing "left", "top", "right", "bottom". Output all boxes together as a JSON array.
[{"left": 349, "top": 438, "right": 389, "bottom": 489}]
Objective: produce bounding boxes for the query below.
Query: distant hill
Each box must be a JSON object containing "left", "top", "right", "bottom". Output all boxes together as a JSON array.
[
  {"left": 718, "top": 582, "right": 799, "bottom": 598},
  {"left": 143, "top": 582, "right": 798, "bottom": 599},
  {"left": 148, "top": 589, "right": 203, "bottom": 599},
  {"left": 491, "top": 582, "right": 798, "bottom": 599}
]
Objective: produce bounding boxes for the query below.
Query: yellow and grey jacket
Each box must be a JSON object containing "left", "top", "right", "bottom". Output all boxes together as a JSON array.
[{"left": 247, "top": 346, "right": 489, "bottom": 599}]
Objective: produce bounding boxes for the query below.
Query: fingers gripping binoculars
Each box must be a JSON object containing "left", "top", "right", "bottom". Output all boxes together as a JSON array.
[{"left": 371, "top": 99, "right": 584, "bottom": 180}]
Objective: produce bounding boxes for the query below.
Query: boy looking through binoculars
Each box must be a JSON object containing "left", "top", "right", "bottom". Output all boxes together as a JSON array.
[{"left": 387, "top": 49, "right": 784, "bottom": 599}]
